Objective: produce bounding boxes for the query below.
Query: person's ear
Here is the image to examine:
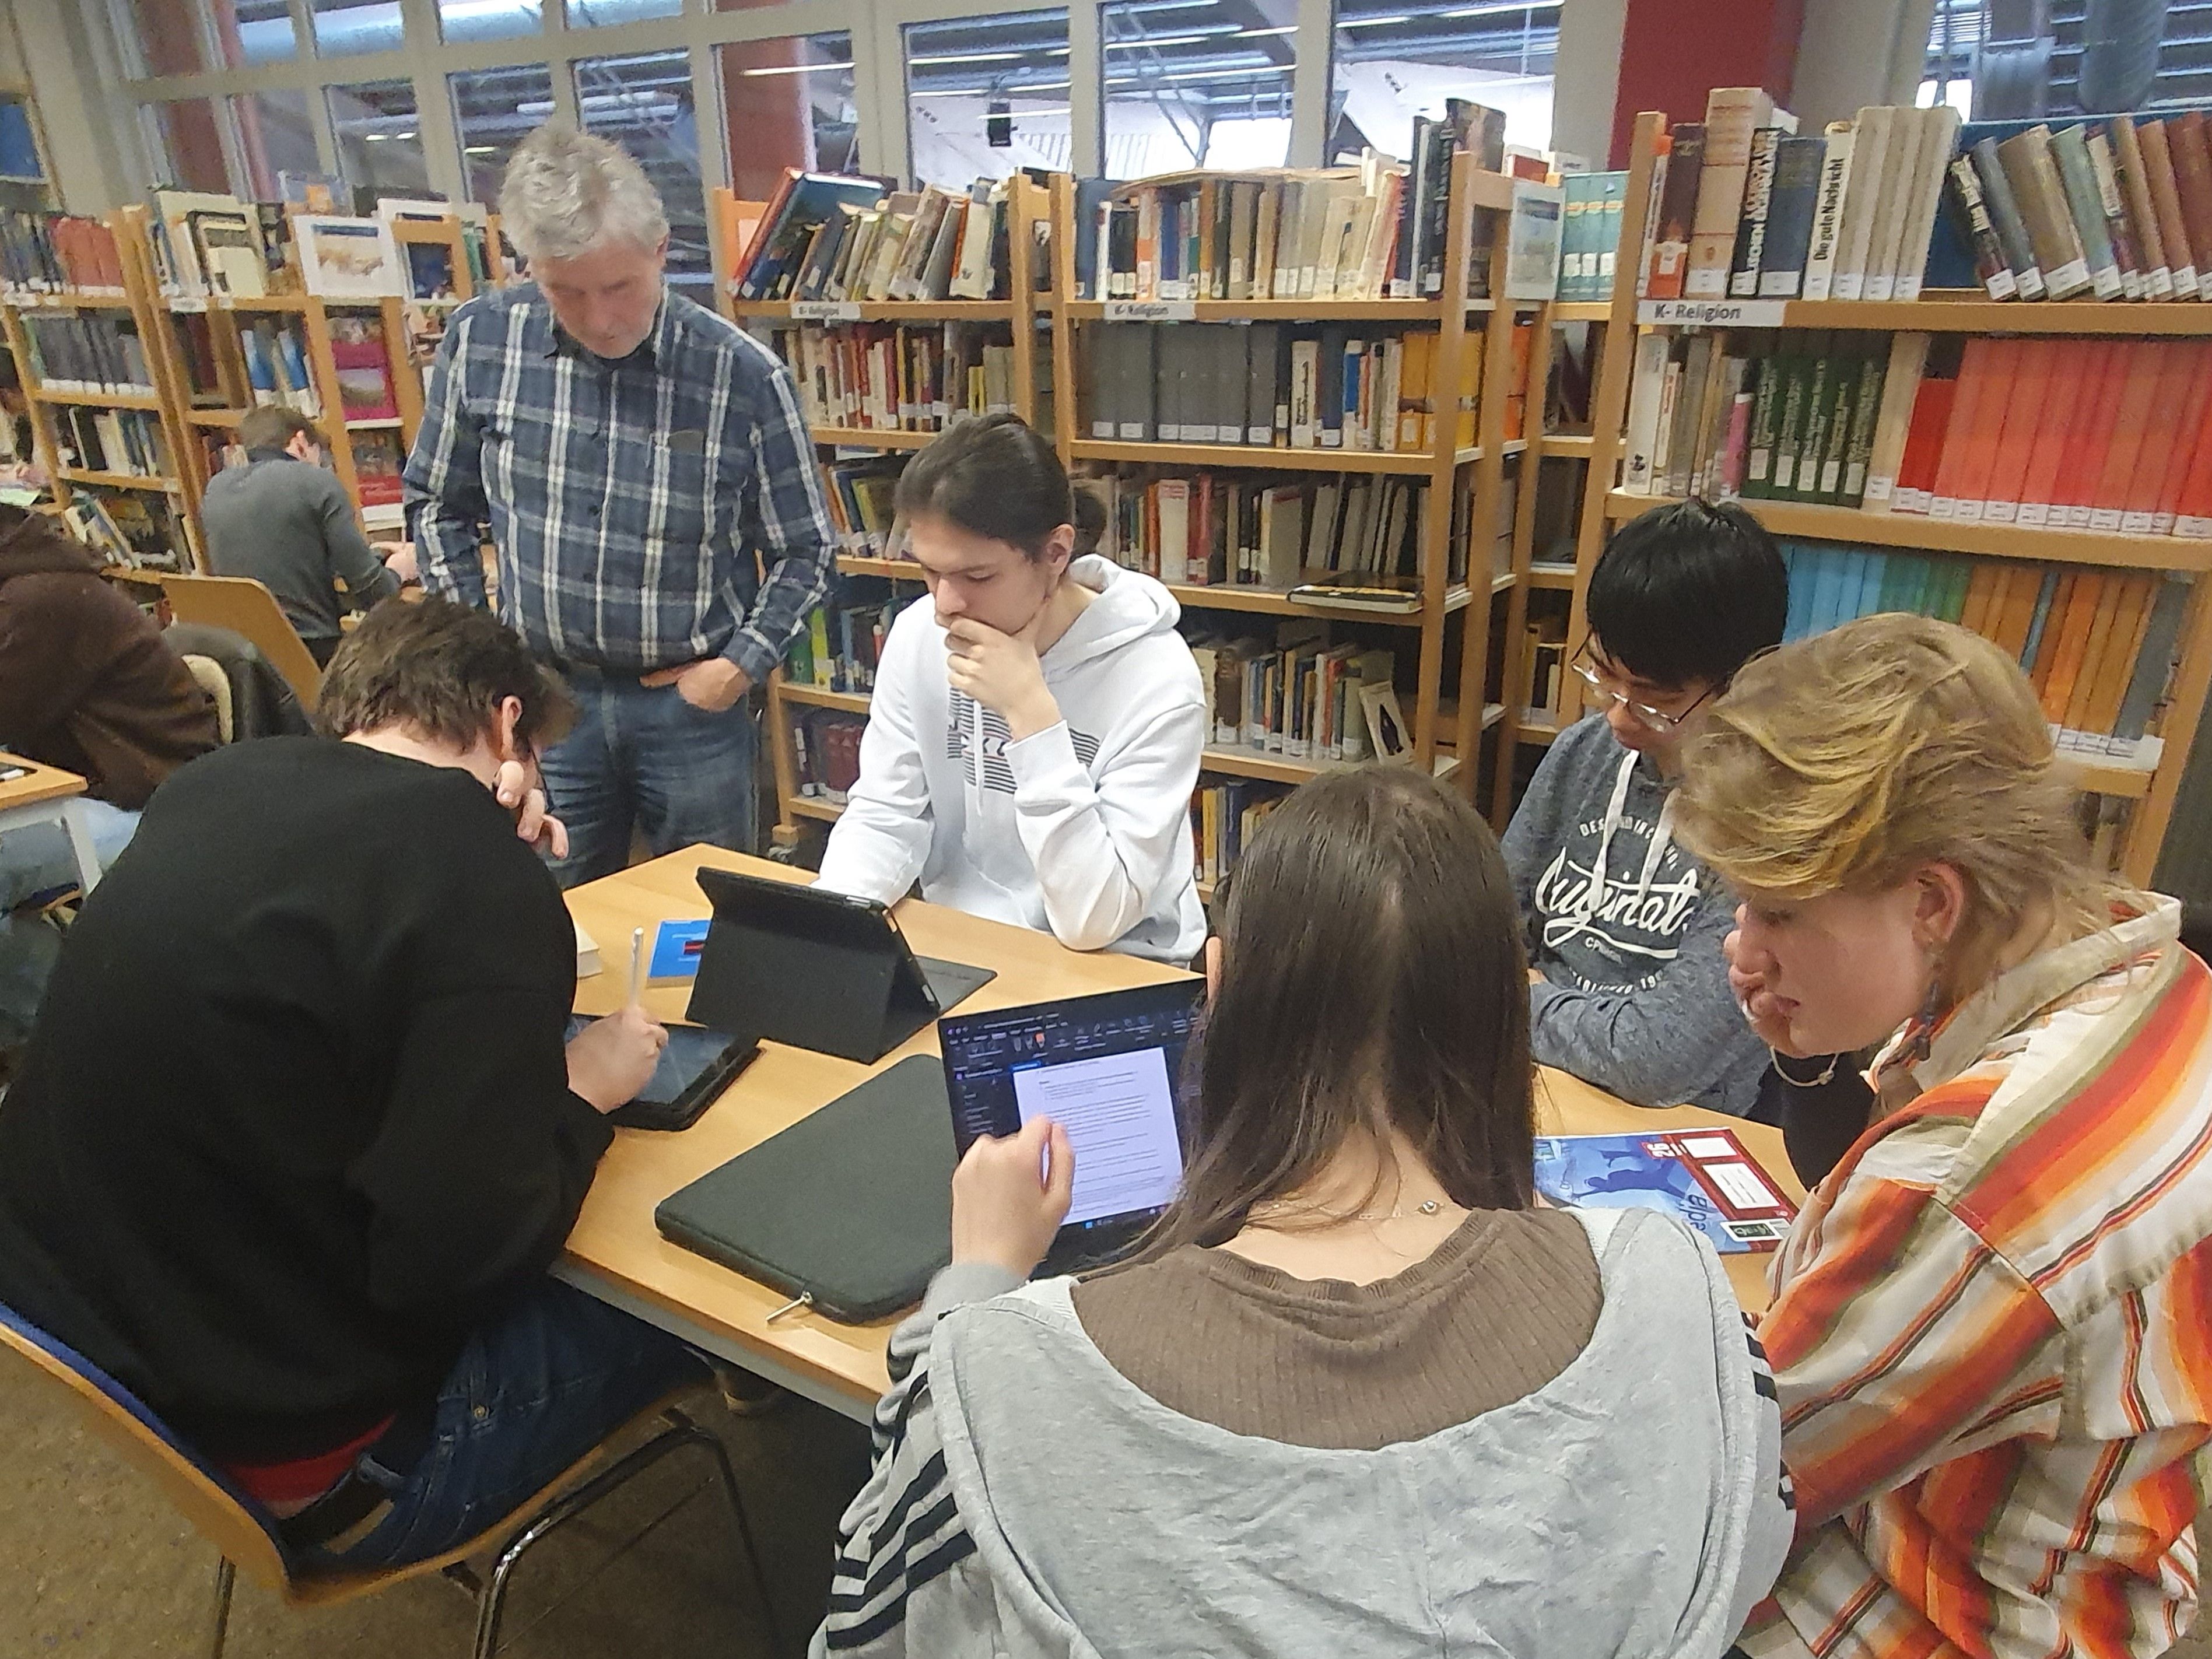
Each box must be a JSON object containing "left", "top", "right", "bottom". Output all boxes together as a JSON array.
[
  {"left": 1043, "top": 522, "right": 1075, "bottom": 579},
  {"left": 1912, "top": 862, "right": 1969, "bottom": 952},
  {"left": 1204, "top": 935, "right": 1222, "bottom": 1005},
  {"left": 492, "top": 695, "right": 527, "bottom": 763}
]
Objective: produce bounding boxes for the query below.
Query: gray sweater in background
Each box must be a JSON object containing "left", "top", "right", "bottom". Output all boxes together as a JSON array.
[
  {"left": 1501, "top": 713, "right": 1769, "bottom": 1118},
  {"left": 200, "top": 450, "right": 398, "bottom": 646},
  {"left": 812, "top": 1206, "right": 1793, "bottom": 1659}
]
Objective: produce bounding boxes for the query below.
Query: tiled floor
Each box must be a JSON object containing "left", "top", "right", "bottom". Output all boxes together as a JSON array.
[{"left": 0, "top": 1360, "right": 872, "bottom": 1658}]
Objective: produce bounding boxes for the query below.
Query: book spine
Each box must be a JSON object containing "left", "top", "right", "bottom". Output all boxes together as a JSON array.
[
  {"left": 1969, "top": 137, "right": 2047, "bottom": 299},
  {"left": 2140, "top": 120, "right": 2200, "bottom": 298},
  {"left": 2112, "top": 115, "right": 2175, "bottom": 300},
  {"left": 1947, "top": 155, "right": 2018, "bottom": 301},
  {"left": 1728, "top": 128, "right": 1781, "bottom": 297},
  {"left": 2085, "top": 128, "right": 2145, "bottom": 300},
  {"left": 2049, "top": 124, "right": 2124, "bottom": 299},
  {"left": 1801, "top": 124, "right": 1855, "bottom": 301}
]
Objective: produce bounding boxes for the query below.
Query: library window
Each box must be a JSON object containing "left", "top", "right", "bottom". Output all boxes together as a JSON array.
[
  {"left": 142, "top": 98, "right": 232, "bottom": 194},
  {"left": 310, "top": 0, "right": 408, "bottom": 58},
  {"left": 906, "top": 8, "right": 1073, "bottom": 188},
  {"left": 1102, "top": 0, "right": 1294, "bottom": 176},
  {"left": 717, "top": 35, "right": 860, "bottom": 204},
  {"left": 574, "top": 50, "right": 712, "bottom": 299},
  {"left": 113, "top": 0, "right": 210, "bottom": 78},
  {"left": 1327, "top": 0, "right": 1558, "bottom": 163},
  {"left": 453, "top": 63, "right": 556, "bottom": 205},
  {"left": 331, "top": 80, "right": 433, "bottom": 199},
  {"left": 212, "top": 1, "right": 300, "bottom": 68},
  {"left": 1920, "top": 0, "right": 2205, "bottom": 122},
  {"left": 568, "top": 0, "right": 686, "bottom": 22},
  {"left": 439, "top": 0, "right": 546, "bottom": 45},
  {"left": 233, "top": 90, "right": 322, "bottom": 200}
]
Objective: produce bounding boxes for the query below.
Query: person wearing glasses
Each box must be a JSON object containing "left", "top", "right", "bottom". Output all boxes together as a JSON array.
[{"left": 1499, "top": 499, "right": 1786, "bottom": 1118}]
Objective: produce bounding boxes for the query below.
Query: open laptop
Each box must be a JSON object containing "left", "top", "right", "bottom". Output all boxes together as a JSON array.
[
  {"left": 940, "top": 979, "right": 1207, "bottom": 1274},
  {"left": 687, "top": 866, "right": 995, "bottom": 1063}
]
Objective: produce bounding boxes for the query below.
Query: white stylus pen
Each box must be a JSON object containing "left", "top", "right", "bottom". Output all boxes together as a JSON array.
[{"left": 628, "top": 925, "right": 647, "bottom": 1008}]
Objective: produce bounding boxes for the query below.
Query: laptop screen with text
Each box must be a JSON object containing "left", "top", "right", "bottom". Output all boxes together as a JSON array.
[{"left": 940, "top": 980, "right": 1205, "bottom": 1242}]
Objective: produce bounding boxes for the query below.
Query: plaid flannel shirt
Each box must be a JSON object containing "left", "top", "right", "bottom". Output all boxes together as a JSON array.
[
  {"left": 1740, "top": 894, "right": 2212, "bottom": 1659},
  {"left": 402, "top": 282, "right": 833, "bottom": 684}
]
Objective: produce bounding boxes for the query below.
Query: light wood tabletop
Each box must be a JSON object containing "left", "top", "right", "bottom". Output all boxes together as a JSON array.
[
  {"left": 0, "top": 752, "right": 88, "bottom": 811},
  {"left": 560, "top": 847, "right": 1804, "bottom": 1420}
]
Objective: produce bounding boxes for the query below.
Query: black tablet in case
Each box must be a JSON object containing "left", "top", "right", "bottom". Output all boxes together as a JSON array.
[{"left": 653, "top": 1055, "right": 955, "bottom": 1323}]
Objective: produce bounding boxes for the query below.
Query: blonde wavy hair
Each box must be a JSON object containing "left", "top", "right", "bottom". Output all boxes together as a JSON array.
[{"left": 1673, "top": 613, "right": 2110, "bottom": 1000}]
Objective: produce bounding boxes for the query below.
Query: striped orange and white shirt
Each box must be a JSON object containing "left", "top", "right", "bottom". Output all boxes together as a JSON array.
[{"left": 1740, "top": 895, "right": 2212, "bottom": 1659}]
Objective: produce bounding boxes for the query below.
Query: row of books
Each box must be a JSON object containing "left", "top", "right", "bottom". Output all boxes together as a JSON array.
[
  {"left": 1622, "top": 328, "right": 1891, "bottom": 506},
  {"left": 791, "top": 710, "right": 865, "bottom": 804},
  {"left": 237, "top": 317, "right": 320, "bottom": 418},
  {"left": 1643, "top": 92, "right": 1962, "bottom": 304},
  {"left": 1088, "top": 469, "right": 1437, "bottom": 587},
  {"left": 1949, "top": 113, "right": 2212, "bottom": 303},
  {"left": 330, "top": 313, "right": 398, "bottom": 420},
  {"left": 732, "top": 173, "right": 1018, "bottom": 304},
  {"left": 1192, "top": 630, "right": 1400, "bottom": 762},
  {"left": 19, "top": 313, "right": 153, "bottom": 395},
  {"left": 1088, "top": 104, "right": 1507, "bottom": 304},
  {"left": 59, "top": 489, "right": 193, "bottom": 572},
  {"left": 1189, "top": 778, "right": 1290, "bottom": 888},
  {"left": 1554, "top": 173, "right": 1629, "bottom": 301},
  {"left": 52, "top": 406, "right": 171, "bottom": 479},
  {"left": 782, "top": 597, "right": 894, "bottom": 696},
  {"left": 819, "top": 456, "right": 903, "bottom": 557},
  {"left": 1083, "top": 320, "right": 1524, "bottom": 453},
  {"left": 0, "top": 212, "right": 125, "bottom": 295},
  {"left": 148, "top": 189, "right": 491, "bottom": 303},
  {"left": 768, "top": 323, "right": 1018, "bottom": 434},
  {"left": 1779, "top": 542, "right": 2186, "bottom": 751}
]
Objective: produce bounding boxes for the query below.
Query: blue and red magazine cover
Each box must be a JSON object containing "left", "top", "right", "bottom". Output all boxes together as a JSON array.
[{"left": 1533, "top": 1128, "right": 1796, "bottom": 1253}]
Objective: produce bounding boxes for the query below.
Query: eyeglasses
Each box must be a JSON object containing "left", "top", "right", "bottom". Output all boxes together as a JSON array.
[{"left": 1570, "top": 642, "right": 1715, "bottom": 732}]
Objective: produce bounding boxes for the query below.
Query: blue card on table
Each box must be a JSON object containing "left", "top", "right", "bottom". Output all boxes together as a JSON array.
[
  {"left": 1532, "top": 1129, "right": 1795, "bottom": 1254},
  {"left": 650, "top": 918, "right": 713, "bottom": 980}
]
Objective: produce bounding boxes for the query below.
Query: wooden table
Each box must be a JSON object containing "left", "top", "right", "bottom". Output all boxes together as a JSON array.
[
  {"left": 0, "top": 753, "right": 101, "bottom": 896},
  {"left": 560, "top": 847, "right": 1804, "bottom": 1425}
]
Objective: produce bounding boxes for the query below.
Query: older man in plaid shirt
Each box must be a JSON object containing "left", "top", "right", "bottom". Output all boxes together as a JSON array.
[{"left": 404, "top": 125, "right": 832, "bottom": 884}]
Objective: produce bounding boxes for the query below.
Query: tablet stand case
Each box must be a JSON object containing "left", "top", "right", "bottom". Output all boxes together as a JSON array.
[
  {"left": 653, "top": 1055, "right": 954, "bottom": 1323},
  {"left": 686, "top": 868, "right": 994, "bottom": 1064}
]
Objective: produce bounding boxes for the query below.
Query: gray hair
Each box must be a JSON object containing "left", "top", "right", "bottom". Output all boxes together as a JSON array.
[{"left": 497, "top": 124, "right": 669, "bottom": 264}]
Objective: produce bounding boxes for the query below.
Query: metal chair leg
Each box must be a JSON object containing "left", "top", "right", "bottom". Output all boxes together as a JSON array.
[
  {"left": 206, "top": 1557, "right": 234, "bottom": 1659},
  {"left": 670, "top": 1411, "right": 782, "bottom": 1651},
  {"left": 471, "top": 1412, "right": 762, "bottom": 1659}
]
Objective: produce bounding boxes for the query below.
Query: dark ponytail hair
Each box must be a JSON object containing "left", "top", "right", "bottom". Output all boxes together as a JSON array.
[{"left": 895, "top": 412, "right": 1105, "bottom": 559}]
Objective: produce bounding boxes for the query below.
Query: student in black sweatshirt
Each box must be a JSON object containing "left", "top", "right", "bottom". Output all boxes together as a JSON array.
[{"left": 0, "top": 598, "right": 692, "bottom": 1566}]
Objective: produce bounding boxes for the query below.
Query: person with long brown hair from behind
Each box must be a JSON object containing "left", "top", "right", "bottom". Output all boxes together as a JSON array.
[
  {"left": 812, "top": 767, "right": 1791, "bottom": 1658},
  {"left": 1671, "top": 613, "right": 2212, "bottom": 1659}
]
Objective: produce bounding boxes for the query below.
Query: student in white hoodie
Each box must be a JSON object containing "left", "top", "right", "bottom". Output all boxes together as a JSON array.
[{"left": 815, "top": 415, "right": 1205, "bottom": 963}]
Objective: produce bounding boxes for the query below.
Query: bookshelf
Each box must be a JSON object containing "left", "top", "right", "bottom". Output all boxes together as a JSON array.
[
  {"left": 1572, "top": 110, "right": 2212, "bottom": 885},
  {"left": 2, "top": 205, "right": 206, "bottom": 570},
  {"left": 737, "top": 157, "right": 1537, "bottom": 868}
]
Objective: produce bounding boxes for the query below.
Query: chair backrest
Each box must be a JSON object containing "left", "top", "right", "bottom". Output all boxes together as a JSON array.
[
  {"left": 0, "top": 1301, "right": 294, "bottom": 1588},
  {"left": 180, "top": 655, "right": 236, "bottom": 744},
  {"left": 160, "top": 574, "right": 322, "bottom": 707}
]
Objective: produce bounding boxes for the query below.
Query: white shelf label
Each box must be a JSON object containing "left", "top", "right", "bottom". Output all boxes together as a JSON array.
[
  {"left": 1103, "top": 299, "right": 1197, "bottom": 322},
  {"left": 789, "top": 300, "right": 863, "bottom": 322},
  {"left": 1637, "top": 298, "right": 1789, "bottom": 328}
]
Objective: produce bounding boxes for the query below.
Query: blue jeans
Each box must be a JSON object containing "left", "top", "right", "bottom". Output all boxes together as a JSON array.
[
  {"left": 0, "top": 802, "right": 139, "bottom": 1048},
  {"left": 319, "top": 1278, "right": 703, "bottom": 1570},
  {"left": 539, "top": 668, "right": 758, "bottom": 889}
]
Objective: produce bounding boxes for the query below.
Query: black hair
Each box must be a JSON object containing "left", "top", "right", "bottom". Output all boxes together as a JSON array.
[
  {"left": 893, "top": 412, "right": 1105, "bottom": 558},
  {"left": 1586, "top": 497, "right": 1788, "bottom": 690}
]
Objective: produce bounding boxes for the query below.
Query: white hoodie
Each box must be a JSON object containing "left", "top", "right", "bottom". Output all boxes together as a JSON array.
[{"left": 815, "top": 555, "right": 1207, "bottom": 963}]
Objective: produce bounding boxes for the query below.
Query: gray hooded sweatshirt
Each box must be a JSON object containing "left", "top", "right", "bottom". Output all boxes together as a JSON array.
[
  {"left": 811, "top": 1206, "right": 1792, "bottom": 1658},
  {"left": 1501, "top": 714, "right": 1769, "bottom": 1118}
]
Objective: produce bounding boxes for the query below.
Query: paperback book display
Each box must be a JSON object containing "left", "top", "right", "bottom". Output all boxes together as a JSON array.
[{"left": 731, "top": 173, "right": 1022, "bottom": 304}]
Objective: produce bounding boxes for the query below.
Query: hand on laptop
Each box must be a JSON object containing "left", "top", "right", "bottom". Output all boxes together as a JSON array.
[
  {"left": 951, "top": 1116, "right": 1074, "bottom": 1279},
  {"left": 566, "top": 1005, "right": 669, "bottom": 1113}
]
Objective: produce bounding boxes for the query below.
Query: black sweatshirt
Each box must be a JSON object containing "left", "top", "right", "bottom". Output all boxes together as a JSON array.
[{"left": 0, "top": 738, "right": 612, "bottom": 1462}]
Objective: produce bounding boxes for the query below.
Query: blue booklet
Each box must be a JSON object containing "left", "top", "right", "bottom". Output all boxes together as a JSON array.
[
  {"left": 649, "top": 918, "right": 713, "bottom": 980},
  {"left": 1532, "top": 1128, "right": 1795, "bottom": 1254}
]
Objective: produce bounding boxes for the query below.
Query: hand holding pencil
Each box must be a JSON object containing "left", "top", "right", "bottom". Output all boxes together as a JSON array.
[{"left": 564, "top": 926, "right": 669, "bottom": 1114}]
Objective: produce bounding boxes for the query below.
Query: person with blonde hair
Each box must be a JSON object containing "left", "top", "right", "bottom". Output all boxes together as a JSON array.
[
  {"left": 1672, "top": 612, "right": 2212, "bottom": 1659},
  {"left": 405, "top": 124, "right": 834, "bottom": 883}
]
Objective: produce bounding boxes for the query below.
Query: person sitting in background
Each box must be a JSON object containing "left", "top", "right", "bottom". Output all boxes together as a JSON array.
[
  {"left": 0, "top": 500, "right": 218, "bottom": 1047},
  {"left": 816, "top": 767, "right": 1791, "bottom": 1657},
  {"left": 1673, "top": 613, "right": 2212, "bottom": 1659},
  {"left": 0, "top": 597, "right": 693, "bottom": 1567},
  {"left": 815, "top": 415, "right": 1205, "bottom": 963},
  {"left": 1501, "top": 498, "right": 1786, "bottom": 1118},
  {"left": 200, "top": 405, "right": 416, "bottom": 667}
]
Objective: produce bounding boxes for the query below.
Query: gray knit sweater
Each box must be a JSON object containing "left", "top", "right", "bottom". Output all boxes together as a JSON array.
[
  {"left": 811, "top": 1206, "right": 1793, "bottom": 1658},
  {"left": 1501, "top": 713, "right": 1770, "bottom": 1117}
]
